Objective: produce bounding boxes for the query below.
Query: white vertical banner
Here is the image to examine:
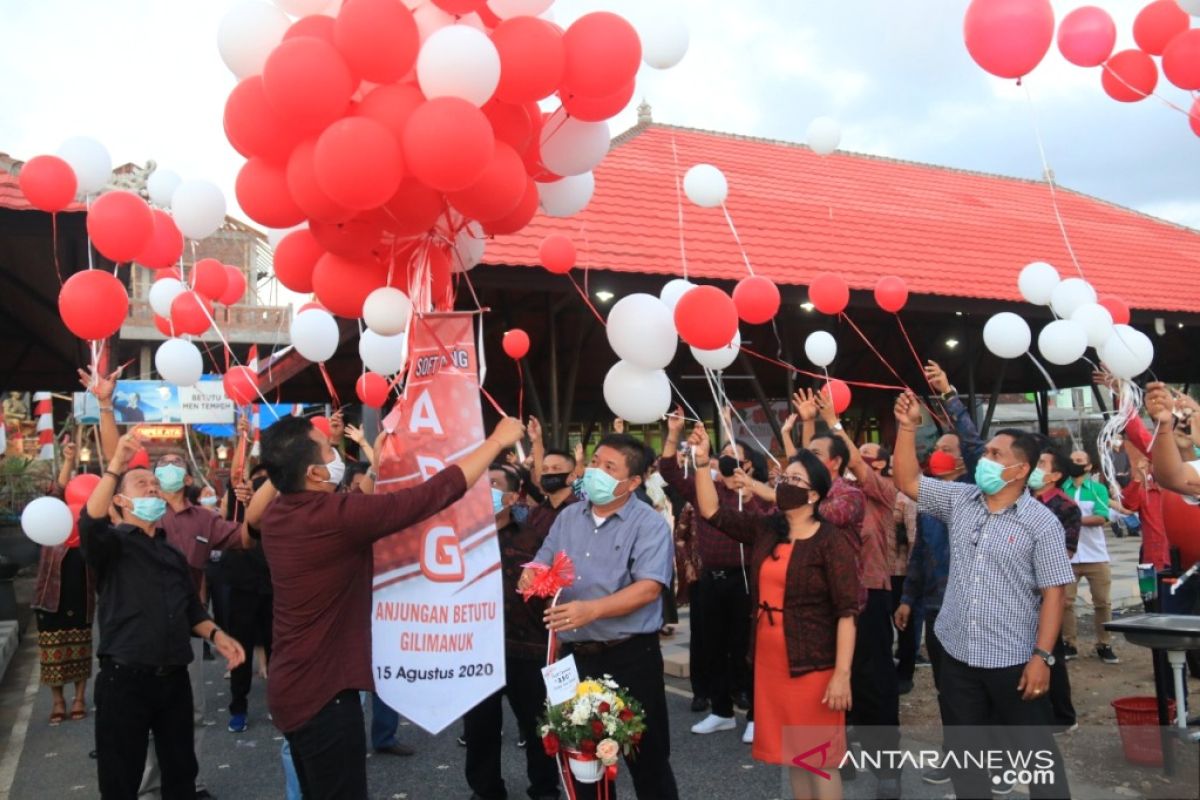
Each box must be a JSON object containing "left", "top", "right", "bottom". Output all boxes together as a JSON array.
[{"left": 371, "top": 313, "right": 504, "bottom": 734}]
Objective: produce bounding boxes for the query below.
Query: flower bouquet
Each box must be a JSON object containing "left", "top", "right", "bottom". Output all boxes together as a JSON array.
[{"left": 539, "top": 675, "right": 646, "bottom": 785}]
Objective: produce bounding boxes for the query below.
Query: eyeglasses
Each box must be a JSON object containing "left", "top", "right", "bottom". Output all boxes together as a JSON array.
[
  {"left": 773, "top": 475, "right": 811, "bottom": 488},
  {"left": 158, "top": 456, "right": 186, "bottom": 467}
]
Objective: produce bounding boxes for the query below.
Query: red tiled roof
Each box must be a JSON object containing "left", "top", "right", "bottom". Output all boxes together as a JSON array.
[{"left": 483, "top": 122, "right": 1200, "bottom": 313}]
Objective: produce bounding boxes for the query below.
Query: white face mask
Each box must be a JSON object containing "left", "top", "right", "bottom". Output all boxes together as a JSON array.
[{"left": 317, "top": 449, "right": 346, "bottom": 486}]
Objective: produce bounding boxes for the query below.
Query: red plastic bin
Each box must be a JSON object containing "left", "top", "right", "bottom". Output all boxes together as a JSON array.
[{"left": 1111, "top": 696, "right": 1176, "bottom": 767}]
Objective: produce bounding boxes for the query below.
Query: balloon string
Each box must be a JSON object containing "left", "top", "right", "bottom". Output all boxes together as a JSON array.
[
  {"left": 893, "top": 315, "right": 954, "bottom": 430},
  {"left": 669, "top": 136, "right": 689, "bottom": 280},
  {"left": 317, "top": 362, "right": 341, "bottom": 408},
  {"left": 738, "top": 345, "right": 906, "bottom": 391},
  {"left": 193, "top": 298, "right": 278, "bottom": 411},
  {"left": 1022, "top": 83, "right": 1086, "bottom": 282},
  {"left": 50, "top": 212, "right": 64, "bottom": 286},
  {"left": 567, "top": 275, "right": 607, "bottom": 326},
  {"left": 720, "top": 202, "right": 755, "bottom": 277},
  {"left": 839, "top": 312, "right": 918, "bottom": 394},
  {"left": 516, "top": 360, "right": 525, "bottom": 422},
  {"left": 1026, "top": 351, "right": 1058, "bottom": 394},
  {"left": 415, "top": 314, "right": 508, "bottom": 418},
  {"left": 1100, "top": 62, "right": 1200, "bottom": 122}
]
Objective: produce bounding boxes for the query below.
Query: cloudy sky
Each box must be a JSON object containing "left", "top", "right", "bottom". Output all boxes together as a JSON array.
[{"left": 3, "top": 0, "right": 1198, "bottom": 231}]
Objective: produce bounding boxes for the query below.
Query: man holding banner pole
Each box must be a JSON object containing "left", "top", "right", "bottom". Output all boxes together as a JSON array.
[{"left": 248, "top": 413, "right": 525, "bottom": 800}]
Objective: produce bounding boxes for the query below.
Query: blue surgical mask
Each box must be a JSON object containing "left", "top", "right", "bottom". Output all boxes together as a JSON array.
[
  {"left": 1193, "top": 446, "right": 1200, "bottom": 460},
  {"left": 491, "top": 487, "right": 505, "bottom": 514},
  {"left": 975, "top": 457, "right": 1015, "bottom": 496},
  {"left": 512, "top": 504, "right": 530, "bottom": 525},
  {"left": 199, "top": 495, "right": 218, "bottom": 508},
  {"left": 1027, "top": 468, "right": 1047, "bottom": 491},
  {"left": 121, "top": 494, "right": 167, "bottom": 523},
  {"left": 154, "top": 464, "right": 187, "bottom": 493},
  {"left": 581, "top": 467, "right": 625, "bottom": 506}
]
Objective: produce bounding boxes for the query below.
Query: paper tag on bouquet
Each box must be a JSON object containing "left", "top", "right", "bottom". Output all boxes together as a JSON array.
[{"left": 541, "top": 655, "right": 580, "bottom": 706}]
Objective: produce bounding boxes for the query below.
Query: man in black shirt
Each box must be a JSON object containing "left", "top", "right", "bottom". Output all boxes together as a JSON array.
[{"left": 82, "top": 430, "right": 245, "bottom": 800}]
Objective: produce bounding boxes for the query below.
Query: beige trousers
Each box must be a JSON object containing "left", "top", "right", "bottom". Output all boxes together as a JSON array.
[{"left": 1063, "top": 561, "right": 1112, "bottom": 648}]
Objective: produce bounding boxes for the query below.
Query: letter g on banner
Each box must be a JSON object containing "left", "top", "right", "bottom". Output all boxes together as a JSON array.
[{"left": 421, "top": 525, "right": 464, "bottom": 582}]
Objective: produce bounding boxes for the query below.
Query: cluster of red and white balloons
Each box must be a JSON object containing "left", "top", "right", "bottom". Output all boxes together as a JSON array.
[
  {"left": 982, "top": 262, "right": 1153, "bottom": 379},
  {"left": 964, "top": 0, "right": 1200, "bottom": 136}
]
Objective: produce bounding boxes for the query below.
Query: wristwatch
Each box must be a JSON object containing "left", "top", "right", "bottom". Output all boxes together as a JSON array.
[
  {"left": 940, "top": 386, "right": 958, "bottom": 401},
  {"left": 1033, "top": 647, "right": 1055, "bottom": 667},
  {"left": 208, "top": 627, "right": 222, "bottom": 643},
  {"left": 832, "top": 422, "right": 844, "bottom": 432}
]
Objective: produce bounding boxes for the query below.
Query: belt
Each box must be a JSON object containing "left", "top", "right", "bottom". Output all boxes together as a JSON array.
[
  {"left": 99, "top": 657, "right": 186, "bottom": 677},
  {"left": 564, "top": 633, "right": 657, "bottom": 657},
  {"left": 757, "top": 601, "right": 785, "bottom": 627}
]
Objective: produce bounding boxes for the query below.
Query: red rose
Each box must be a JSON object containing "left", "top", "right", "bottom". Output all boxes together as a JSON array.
[
  {"left": 542, "top": 733, "right": 559, "bottom": 756},
  {"left": 598, "top": 701, "right": 611, "bottom": 714},
  {"left": 618, "top": 708, "right": 634, "bottom": 722},
  {"left": 591, "top": 720, "right": 605, "bottom": 736},
  {"left": 630, "top": 732, "right": 642, "bottom": 745},
  {"left": 581, "top": 739, "right": 597, "bottom": 754}
]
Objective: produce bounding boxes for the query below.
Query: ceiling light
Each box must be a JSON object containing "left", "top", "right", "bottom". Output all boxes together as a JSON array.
[
  {"left": 945, "top": 338, "right": 959, "bottom": 349},
  {"left": 955, "top": 311, "right": 963, "bottom": 317},
  {"left": 595, "top": 290, "right": 614, "bottom": 303},
  {"left": 800, "top": 302, "right": 815, "bottom": 312}
]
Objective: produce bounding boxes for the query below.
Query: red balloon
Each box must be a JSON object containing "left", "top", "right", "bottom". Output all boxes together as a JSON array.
[
  {"left": 674, "top": 286, "right": 739, "bottom": 351},
  {"left": 171, "top": 290, "right": 214, "bottom": 336},
  {"left": 298, "top": 301, "right": 328, "bottom": 314},
  {"left": 87, "top": 190, "right": 154, "bottom": 263},
  {"left": 560, "top": 79, "right": 635, "bottom": 123},
  {"left": 732, "top": 276, "right": 781, "bottom": 325},
  {"left": 224, "top": 76, "right": 301, "bottom": 163},
  {"left": 447, "top": 142, "right": 526, "bottom": 222},
  {"left": 19, "top": 155, "right": 77, "bottom": 212},
  {"left": 492, "top": 17, "right": 565, "bottom": 104},
  {"left": 539, "top": 235, "right": 576, "bottom": 274},
  {"left": 822, "top": 379, "right": 852, "bottom": 415},
  {"left": 963, "top": 0, "right": 1055, "bottom": 79},
  {"left": 219, "top": 265, "right": 247, "bottom": 306},
  {"left": 160, "top": 266, "right": 182, "bottom": 281},
  {"left": 191, "top": 258, "right": 229, "bottom": 301},
  {"left": 809, "top": 274, "right": 849, "bottom": 316},
  {"left": 335, "top": 0, "right": 419, "bottom": 83},
  {"left": 1133, "top": 0, "right": 1189, "bottom": 57},
  {"left": 312, "top": 251, "right": 389, "bottom": 318},
  {"left": 286, "top": 138, "right": 355, "bottom": 224},
  {"left": 237, "top": 157, "right": 307, "bottom": 228},
  {"left": 503, "top": 328, "right": 530, "bottom": 360},
  {"left": 315, "top": 117, "right": 404, "bottom": 211},
  {"left": 354, "top": 82, "right": 425, "bottom": 147},
  {"left": 1098, "top": 295, "right": 1131, "bottom": 326},
  {"left": 403, "top": 98, "right": 496, "bottom": 192},
  {"left": 432, "top": 0, "right": 486, "bottom": 13},
  {"left": 223, "top": 366, "right": 259, "bottom": 406},
  {"left": 135, "top": 210, "right": 185, "bottom": 270},
  {"left": 274, "top": 228, "right": 324, "bottom": 293},
  {"left": 310, "top": 212, "right": 386, "bottom": 259},
  {"left": 1191, "top": 98, "right": 1200, "bottom": 138},
  {"left": 483, "top": 99, "right": 535, "bottom": 152},
  {"left": 1102, "top": 49, "right": 1158, "bottom": 103},
  {"left": 1057, "top": 6, "right": 1116, "bottom": 67},
  {"left": 311, "top": 415, "right": 332, "bottom": 437},
  {"left": 65, "top": 473, "right": 101, "bottom": 505},
  {"left": 356, "top": 372, "right": 391, "bottom": 407},
  {"left": 561, "top": 12, "right": 642, "bottom": 98},
  {"left": 153, "top": 314, "right": 176, "bottom": 337},
  {"left": 874, "top": 276, "right": 909, "bottom": 314},
  {"left": 284, "top": 14, "right": 335, "bottom": 42},
  {"left": 1163, "top": 29, "right": 1200, "bottom": 91},
  {"left": 383, "top": 179, "right": 444, "bottom": 237},
  {"left": 262, "top": 36, "right": 355, "bottom": 131},
  {"left": 482, "top": 176, "right": 539, "bottom": 236},
  {"left": 58, "top": 270, "right": 129, "bottom": 340}
]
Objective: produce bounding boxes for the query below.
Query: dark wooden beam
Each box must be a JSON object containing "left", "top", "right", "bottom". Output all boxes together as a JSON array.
[
  {"left": 980, "top": 360, "right": 1008, "bottom": 439},
  {"left": 737, "top": 352, "right": 784, "bottom": 452}
]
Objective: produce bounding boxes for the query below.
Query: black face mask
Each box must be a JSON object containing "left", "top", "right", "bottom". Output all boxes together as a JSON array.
[
  {"left": 540, "top": 473, "right": 570, "bottom": 494},
  {"left": 718, "top": 455, "right": 740, "bottom": 478},
  {"left": 251, "top": 476, "right": 269, "bottom": 491},
  {"left": 776, "top": 483, "right": 812, "bottom": 512},
  {"left": 1066, "top": 462, "right": 1087, "bottom": 479}
]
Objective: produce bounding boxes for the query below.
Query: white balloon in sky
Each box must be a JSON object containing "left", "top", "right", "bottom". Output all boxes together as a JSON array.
[
  {"left": 171, "top": 180, "right": 227, "bottom": 240},
  {"left": 217, "top": 1, "right": 290, "bottom": 79},
  {"left": 56, "top": 136, "right": 112, "bottom": 195},
  {"left": 149, "top": 278, "right": 186, "bottom": 318},
  {"left": 417, "top": 25, "right": 501, "bottom": 108},
  {"left": 539, "top": 110, "right": 610, "bottom": 177},
  {"left": 659, "top": 279, "right": 695, "bottom": 312},
  {"left": 146, "top": 169, "right": 182, "bottom": 208},
  {"left": 638, "top": 11, "right": 689, "bottom": 69},
  {"left": 538, "top": 172, "right": 594, "bottom": 218},
  {"left": 1017, "top": 261, "right": 1060, "bottom": 305},
  {"left": 807, "top": 117, "right": 842, "bottom": 157},
  {"left": 683, "top": 164, "right": 728, "bottom": 208},
  {"left": 1049, "top": 278, "right": 1097, "bottom": 320},
  {"left": 359, "top": 329, "right": 409, "bottom": 375}
]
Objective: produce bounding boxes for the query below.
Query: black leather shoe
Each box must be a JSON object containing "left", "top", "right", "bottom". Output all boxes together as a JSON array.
[
  {"left": 375, "top": 743, "right": 415, "bottom": 756},
  {"left": 733, "top": 691, "right": 750, "bottom": 710}
]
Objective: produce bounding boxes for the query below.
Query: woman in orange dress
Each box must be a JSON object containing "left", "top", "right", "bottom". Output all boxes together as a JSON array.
[{"left": 690, "top": 423, "right": 859, "bottom": 800}]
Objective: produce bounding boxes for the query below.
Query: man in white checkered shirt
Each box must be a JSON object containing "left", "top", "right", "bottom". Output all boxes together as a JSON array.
[{"left": 892, "top": 391, "right": 1074, "bottom": 800}]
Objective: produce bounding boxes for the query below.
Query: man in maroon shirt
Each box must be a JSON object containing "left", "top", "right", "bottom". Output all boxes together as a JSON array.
[{"left": 248, "top": 414, "right": 524, "bottom": 800}]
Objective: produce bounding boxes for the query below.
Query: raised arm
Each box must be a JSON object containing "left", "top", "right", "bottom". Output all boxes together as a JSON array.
[
  {"left": 792, "top": 390, "right": 819, "bottom": 449},
  {"left": 527, "top": 416, "right": 545, "bottom": 485},
  {"left": 780, "top": 413, "right": 799, "bottom": 459},
  {"left": 892, "top": 392, "right": 923, "bottom": 501},
  {"left": 1146, "top": 383, "right": 1200, "bottom": 495},
  {"left": 816, "top": 391, "right": 867, "bottom": 482},
  {"left": 79, "top": 365, "right": 121, "bottom": 462},
  {"left": 689, "top": 422, "right": 719, "bottom": 519},
  {"left": 660, "top": 405, "right": 686, "bottom": 460},
  {"left": 926, "top": 361, "right": 983, "bottom": 474},
  {"left": 56, "top": 441, "right": 77, "bottom": 490}
]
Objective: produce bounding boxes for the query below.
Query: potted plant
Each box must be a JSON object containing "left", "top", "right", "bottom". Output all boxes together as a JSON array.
[{"left": 539, "top": 675, "right": 646, "bottom": 784}]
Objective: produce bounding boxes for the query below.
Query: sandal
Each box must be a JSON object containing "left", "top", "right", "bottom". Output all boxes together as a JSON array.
[
  {"left": 49, "top": 706, "right": 66, "bottom": 726},
  {"left": 70, "top": 701, "right": 88, "bottom": 721}
]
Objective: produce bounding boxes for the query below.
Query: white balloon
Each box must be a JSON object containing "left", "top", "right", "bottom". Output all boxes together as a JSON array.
[
  {"left": 275, "top": 0, "right": 332, "bottom": 16},
  {"left": 539, "top": 110, "right": 610, "bottom": 177},
  {"left": 691, "top": 331, "right": 741, "bottom": 371},
  {"left": 146, "top": 169, "right": 182, "bottom": 208},
  {"left": 21, "top": 496, "right": 73, "bottom": 547},
  {"left": 155, "top": 338, "right": 204, "bottom": 386},
  {"left": 606, "top": 293, "right": 678, "bottom": 370},
  {"left": 290, "top": 309, "right": 340, "bottom": 362},
  {"left": 453, "top": 223, "right": 486, "bottom": 272},
  {"left": 804, "top": 331, "right": 838, "bottom": 368},
  {"left": 56, "top": 136, "right": 111, "bottom": 195},
  {"left": 218, "top": 1, "right": 291, "bottom": 79},
  {"left": 983, "top": 312, "right": 1032, "bottom": 359},
  {"left": 487, "top": 0, "right": 553, "bottom": 19},
  {"left": 417, "top": 25, "right": 500, "bottom": 107},
  {"left": 683, "top": 164, "right": 728, "bottom": 208},
  {"left": 1037, "top": 320, "right": 1088, "bottom": 366},
  {"left": 413, "top": 3, "right": 453, "bottom": 41},
  {"left": 149, "top": 278, "right": 186, "bottom": 318},
  {"left": 638, "top": 11, "right": 689, "bottom": 69},
  {"left": 659, "top": 278, "right": 695, "bottom": 312},
  {"left": 1017, "top": 261, "right": 1060, "bottom": 306},
  {"left": 267, "top": 224, "right": 304, "bottom": 250},
  {"left": 1049, "top": 278, "right": 1097, "bottom": 320},
  {"left": 806, "top": 117, "right": 842, "bottom": 157},
  {"left": 1100, "top": 325, "right": 1155, "bottom": 380},
  {"left": 1070, "top": 303, "right": 1114, "bottom": 349},
  {"left": 359, "top": 329, "right": 409, "bottom": 375},
  {"left": 363, "top": 287, "right": 412, "bottom": 336},
  {"left": 603, "top": 361, "right": 672, "bottom": 424},
  {"left": 538, "top": 172, "right": 594, "bottom": 218},
  {"left": 171, "top": 180, "right": 227, "bottom": 240}
]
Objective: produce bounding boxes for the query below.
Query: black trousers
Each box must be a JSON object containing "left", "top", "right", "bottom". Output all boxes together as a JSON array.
[
  {"left": 564, "top": 634, "right": 679, "bottom": 800},
  {"left": 464, "top": 656, "right": 561, "bottom": 800},
  {"left": 890, "top": 577, "right": 918, "bottom": 682},
  {"left": 284, "top": 689, "right": 368, "bottom": 800},
  {"left": 1049, "top": 636, "right": 1075, "bottom": 729},
  {"left": 227, "top": 589, "right": 273, "bottom": 716},
  {"left": 925, "top": 608, "right": 945, "bottom": 691},
  {"left": 849, "top": 588, "right": 901, "bottom": 779},
  {"left": 939, "top": 653, "right": 1070, "bottom": 800},
  {"left": 692, "top": 569, "right": 751, "bottom": 717},
  {"left": 94, "top": 661, "right": 197, "bottom": 800}
]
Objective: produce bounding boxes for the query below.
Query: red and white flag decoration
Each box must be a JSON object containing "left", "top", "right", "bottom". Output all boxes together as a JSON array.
[{"left": 34, "top": 392, "right": 54, "bottom": 461}]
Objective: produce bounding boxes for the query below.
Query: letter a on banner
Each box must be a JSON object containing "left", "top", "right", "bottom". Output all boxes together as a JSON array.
[{"left": 371, "top": 313, "right": 504, "bottom": 734}]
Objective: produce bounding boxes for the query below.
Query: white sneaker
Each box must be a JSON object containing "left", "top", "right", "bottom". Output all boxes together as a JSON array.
[
  {"left": 742, "top": 722, "right": 755, "bottom": 744},
  {"left": 690, "top": 714, "right": 737, "bottom": 734}
]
